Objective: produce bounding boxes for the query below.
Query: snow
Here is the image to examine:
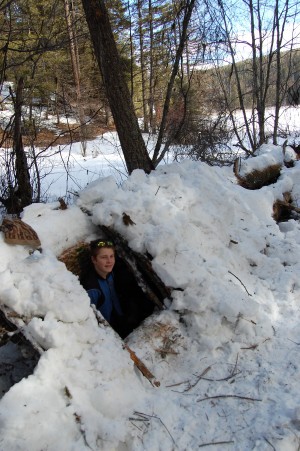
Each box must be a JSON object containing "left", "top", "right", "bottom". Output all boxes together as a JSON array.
[
  {"left": 237, "top": 143, "right": 297, "bottom": 176},
  {"left": 0, "top": 115, "right": 300, "bottom": 450}
]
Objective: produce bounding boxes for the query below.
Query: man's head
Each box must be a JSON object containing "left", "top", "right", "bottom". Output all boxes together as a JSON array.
[{"left": 90, "top": 240, "right": 115, "bottom": 279}]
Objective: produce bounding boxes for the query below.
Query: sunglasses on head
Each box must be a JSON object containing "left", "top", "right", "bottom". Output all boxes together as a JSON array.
[{"left": 96, "top": 240, "right": 114, "bottom": 247}]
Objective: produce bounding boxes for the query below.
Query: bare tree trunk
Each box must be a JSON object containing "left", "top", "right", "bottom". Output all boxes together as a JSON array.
[
  {"left": 81, "top": 0, "right": 154, "bottom": 174},
  {"left": 152, "top": 0, "right": 196, "bottom": 165},
  {"left": 54, "top": 76, "right": 61, "bottom": 125},
  {"left": 13, "top": 77, "right": 32, "bottom": 214},
  {"left": 210, "top": 0, "right": 296, "bottom": 153},
  {"left": 218, "top": 0, "right": 255, "bottom": 153},
  {"left": 128, "top": 1, "right": 134, "bottom": 99},
  {"left": 148, "top": 0, "right": 155, "bottom": 133},
  {"left": 249, "top": 0, "right": 260, "bottom": 148},
  {"left": 138, "top": 0, "right": 149, "bottom": 133},
  {"left": 273, "top": 0, "right": 288, "bottom": 144},
  {"left": 64, "top": 0, "right": 87, "bottom": 156}
]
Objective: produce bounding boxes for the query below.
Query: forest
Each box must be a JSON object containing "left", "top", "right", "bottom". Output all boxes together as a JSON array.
[{"left": 0, "top": 0, "right": 300, "bottom": 215}]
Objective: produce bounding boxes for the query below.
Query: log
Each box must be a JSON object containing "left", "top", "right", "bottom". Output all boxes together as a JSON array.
[
  {"left": 0, "top": 309, "right": 18, "bottom": 347},
  {"left": 0, "top": 306, "right": 40, "bottom": 398},
  {"left": 273, "top": 198, "right": 300, "bottom": 222},
  {"left": 0, "top": 305, "right": 43, "bottom": 355}
]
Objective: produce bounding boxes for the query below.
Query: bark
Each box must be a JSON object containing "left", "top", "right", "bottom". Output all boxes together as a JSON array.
[
  {"left": 14, "top": 78, "right": 32, "bottom": 207},
  {"left": 81, "top": 0, "right": 154, "bottom": 174}
]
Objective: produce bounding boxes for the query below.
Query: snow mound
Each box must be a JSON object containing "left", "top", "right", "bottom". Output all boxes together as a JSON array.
[{"left": 0, "top": 151, "right": 299, "bottom": 450}]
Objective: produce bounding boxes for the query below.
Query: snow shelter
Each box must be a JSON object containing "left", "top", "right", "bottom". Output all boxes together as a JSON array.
[{"left": 58, "top": 226, "right": 172, "bottom": 338}]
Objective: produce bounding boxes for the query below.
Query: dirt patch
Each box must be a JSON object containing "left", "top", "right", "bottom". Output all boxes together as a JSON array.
[
  {"left": 1, "top": 121, "right": 115, "bottom": 148},
  {"left": 31, "top": 122, "right": 115, "bottom": 147}
]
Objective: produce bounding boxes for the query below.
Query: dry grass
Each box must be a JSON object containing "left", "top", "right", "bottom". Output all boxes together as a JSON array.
[
  {"left": 234, "top": 160, "right": 282, "bottom": 190},
  {"left": 0, "top": 122, "right": 114, "bottom": 148}
]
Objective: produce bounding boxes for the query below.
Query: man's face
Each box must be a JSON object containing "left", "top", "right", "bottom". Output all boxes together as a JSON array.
[{"left": 92, "top": 247, "right": 115, "bottom": 278}]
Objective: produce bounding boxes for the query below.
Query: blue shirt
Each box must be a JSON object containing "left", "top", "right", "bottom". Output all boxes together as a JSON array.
[{"left": 87, "top": 273, "right": 123, "bottom": 322}]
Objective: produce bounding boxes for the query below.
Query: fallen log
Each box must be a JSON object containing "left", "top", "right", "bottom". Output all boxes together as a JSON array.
[
  {"left": 0, "top": 305, "right": 40, "bottom": 398},
  {"left": 0, "top": 308, "right": 18, "bottom": 347},
  {"left": 0, "top": 305, "right": 43, "bottom": 354}
]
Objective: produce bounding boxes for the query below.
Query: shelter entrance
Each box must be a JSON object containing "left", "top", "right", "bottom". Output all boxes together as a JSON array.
[{"left": 59, "top": 226, "right": 171, "bottom": 339}]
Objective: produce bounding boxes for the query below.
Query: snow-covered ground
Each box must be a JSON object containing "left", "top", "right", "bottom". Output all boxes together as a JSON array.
[{"left": 0, "top": 100, "right": 300, "bottom": 450}]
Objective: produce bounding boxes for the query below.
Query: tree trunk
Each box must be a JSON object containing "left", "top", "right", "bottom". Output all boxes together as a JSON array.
[
  {"left": 81, "top": 0, "right": 154, "bottom": 174},
  {"left": 152, "top": 0, "right": 196, "bottom": 165},
  {"left": 64, "top": 0, "right": 87, "bottom": 156},
  {"left": 13, "top": 77, "right": 32, "bottom": 214},
  {"left": 138, "top": 0, "right": 149, "bottom": 133},
  {"left": 148, "top": 0, "right": 155, "bottom": 133}
]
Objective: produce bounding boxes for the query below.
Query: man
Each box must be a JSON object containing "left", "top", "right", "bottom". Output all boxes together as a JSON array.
[{"left": 80, "top": 239, "right": 154, "bottom": 338}]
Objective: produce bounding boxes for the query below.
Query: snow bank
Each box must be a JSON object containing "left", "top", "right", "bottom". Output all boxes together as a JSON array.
[{"left": 0, "top": 147, "right": 299, "bottom": 450}]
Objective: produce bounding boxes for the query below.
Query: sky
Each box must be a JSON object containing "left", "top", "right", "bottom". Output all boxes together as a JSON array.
[
  {"left": 0, "top": 117, "right": 299, "bottom": 450},
  {"left": 202, "top": 0, "right": 300, "bottom": 67}
]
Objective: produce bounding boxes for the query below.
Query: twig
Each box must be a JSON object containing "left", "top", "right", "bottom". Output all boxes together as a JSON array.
[
  {"left": 129, "top": 412, "right": 151, "bottom": 423},
  {"left": 129, "top": 420, "right": 144, "bottom": 432},
  {"left": 228, "top": 271, "right": 252, "bottom": 296},
  {"left": 240, "top": 344, "right": 258, "bottom": 350},
  {"left": 231, "top": 353, "right": 239, "bottom": 377},
  {"left": 167, "top": 363, "right": 240, "bottom": 388},
  {"left": 197, "top": 394, "right": 262, "bottom": 403},
  {"left": 166, "top": 379, "right": 190, "bottom": 388},
  {"left": 199, "top": 440, "right": 235, "bottom": 447},
  {"left": 155, "top": 348, "right": 179, "bottom": 355},
  {"left": 124, "top": 344, "right": 160, "bottom": 387},
  {"left": 166, "top": 367, "right": 211, "bottom": 392},
  {"left": 287, "top": 338, "right": 300, "bottom": 345},
  {"left": 132, "top": 411, "right": 175, "bottom": 445},
  {"left": 183, "top": 366, "right": 211, "bottom": 392},
  {"left": 73, "top": 413, "right": 93, "bottom": 450},
  {"left": 238, "top": 316, "right": 256, "bottom": 325},
  {"left": 200, "top": 355, "right": 240, "bottom": 382},
  {"left": 241, "top": 338, "right": 270, "bottom": 350},
  {"left": 263, "top": 437, "right": 276, "bottom": 450},
  {"left": 198, "top": 371, "right": 241, "bottom": 382}
]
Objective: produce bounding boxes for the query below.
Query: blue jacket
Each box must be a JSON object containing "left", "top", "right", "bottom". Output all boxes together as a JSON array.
[
  {"left": 80, "top": 257, "right": 154, "bottom": 338},
  {"left": 87, "top": 272, "right": 123, "bottom": 322}
]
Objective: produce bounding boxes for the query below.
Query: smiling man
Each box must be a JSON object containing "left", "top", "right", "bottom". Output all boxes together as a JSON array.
[{"left": 92, "top": 243, "right": 116, "bottom": 279}]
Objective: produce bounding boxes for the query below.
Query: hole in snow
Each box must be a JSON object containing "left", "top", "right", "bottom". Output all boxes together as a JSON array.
[{"left": 59, "top": 237, "right": 171, "bottom": 339}]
